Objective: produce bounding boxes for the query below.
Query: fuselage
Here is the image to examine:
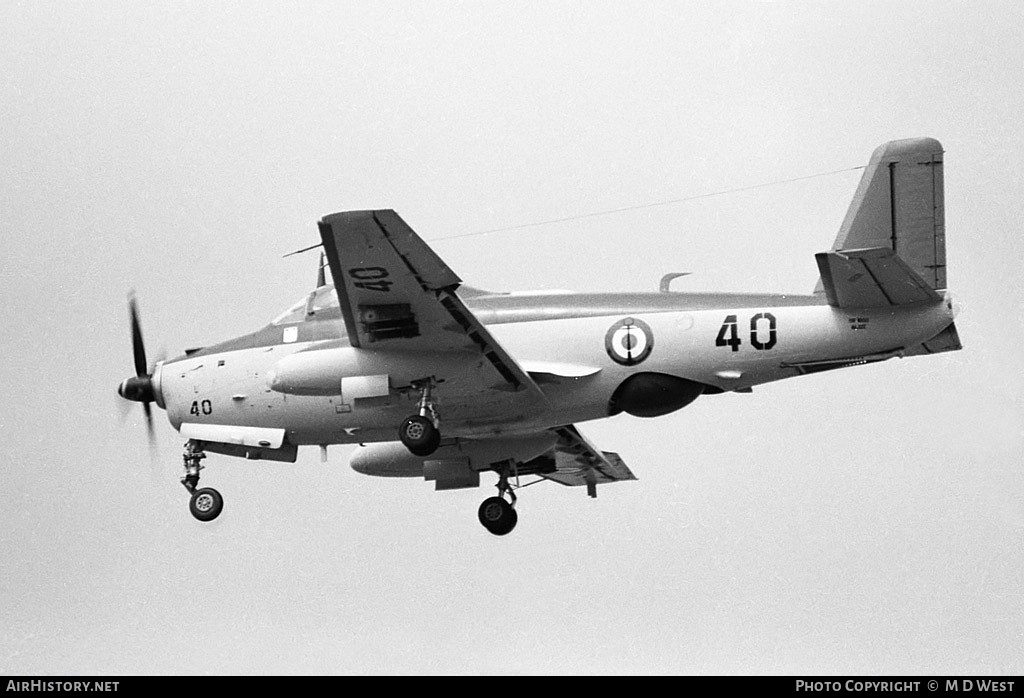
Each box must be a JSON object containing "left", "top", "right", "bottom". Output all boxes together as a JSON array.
[
  {"left": 151, "top": 286, "right": 956, "bottom": 447},
  {"left": 114, "top": 139, "right": 961, "bottom": 533}
]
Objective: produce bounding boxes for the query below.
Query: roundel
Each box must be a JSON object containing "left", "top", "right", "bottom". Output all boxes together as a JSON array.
[{"left": 605, "top": 317, "right": 654, "bottom": 366}]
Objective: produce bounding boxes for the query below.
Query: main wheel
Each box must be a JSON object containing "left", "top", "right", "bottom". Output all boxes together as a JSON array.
[
  {"left": 399, "top": 415, "right": 441, "bottom": 456},
  {"left": 189, "top": 487, "right": 224, "bottom": 522},
  {"left": 478, "top": 496, "right": 518, "bottom": 536}
]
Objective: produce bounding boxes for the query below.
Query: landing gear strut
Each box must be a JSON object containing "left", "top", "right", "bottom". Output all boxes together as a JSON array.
[
  {"left": 181, "top": 440, "right": 223, "bottom": 522},
  {"left": 478, "top": 462, "right": 518, "bottom": 536},
  {"left": 399, "top": 379, "right": 441, "bottom": 456}
]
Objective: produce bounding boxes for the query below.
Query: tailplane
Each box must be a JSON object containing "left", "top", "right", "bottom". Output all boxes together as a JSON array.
[{"left": 815, "top": 246, "right": 940, "bottom": 309}]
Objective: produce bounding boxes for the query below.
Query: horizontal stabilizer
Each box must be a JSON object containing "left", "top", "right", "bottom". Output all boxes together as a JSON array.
[{"left": 815, "top": 247, "right": 940, "bottom": 309}]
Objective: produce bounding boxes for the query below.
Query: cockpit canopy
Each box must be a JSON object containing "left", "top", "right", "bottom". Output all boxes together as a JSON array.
[{"left": 272, "top": 284, "right": 341, "bottom": 325}]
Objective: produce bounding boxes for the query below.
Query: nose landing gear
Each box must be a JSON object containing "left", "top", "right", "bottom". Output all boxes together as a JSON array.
[{"left": 181, "top": 440, "right": 223, "bottom": 522}]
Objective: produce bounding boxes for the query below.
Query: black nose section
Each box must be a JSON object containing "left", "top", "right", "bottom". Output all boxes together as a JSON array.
[{"left": 118, "top": 375, "right": 154, "bottom": 403}]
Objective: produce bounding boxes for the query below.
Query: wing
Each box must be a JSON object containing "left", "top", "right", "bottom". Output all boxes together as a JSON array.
[
  {"left": 537, "top": 425, "right": 637, "bottom": 497},
  {"left": 317, "top": 210, "right": 547, "bottom": 409}
]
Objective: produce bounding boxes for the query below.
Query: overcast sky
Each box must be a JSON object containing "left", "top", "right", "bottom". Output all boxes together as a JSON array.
[{"left": 2, "top": 1, "right": 1022, "bottom": 675}]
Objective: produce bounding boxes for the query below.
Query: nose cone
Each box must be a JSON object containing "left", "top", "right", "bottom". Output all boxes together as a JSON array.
[{"left": 117, "top": 375, "right": 154, "bottom": 403}]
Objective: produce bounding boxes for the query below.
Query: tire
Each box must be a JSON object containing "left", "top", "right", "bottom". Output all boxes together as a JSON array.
[
  {"left": 492, "top": 507, "right": 517, "bottom": 536},
  {"left": 399, "top": 415, "right": 440, "bottom": 456},
  {"left": 478, "top": 496, "right": 517, "bottom": 535},
  {"left": 189, "top": 487, "right": 224, "bottom": 522}
]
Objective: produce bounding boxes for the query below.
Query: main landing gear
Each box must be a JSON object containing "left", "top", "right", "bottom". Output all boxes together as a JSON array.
[
  {"left": 399, "top": 379, "right": 441, "bottom": 456},
  {"left": 181, "top": 440, "right": 223, "bottom": 522},
  {"left": 478, "top": 462, "right": 518, "bottom": 536}
]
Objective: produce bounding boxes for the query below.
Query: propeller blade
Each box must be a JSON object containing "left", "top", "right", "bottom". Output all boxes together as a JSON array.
[
  {"left": 143, "top": 401, "right": 155, "bottom": 444},
  {"left": 129, "top": 294, "right": 148, "bottom": 377},
  {"left": 120, "top": 292, "right": 160, "bottom": 454}
]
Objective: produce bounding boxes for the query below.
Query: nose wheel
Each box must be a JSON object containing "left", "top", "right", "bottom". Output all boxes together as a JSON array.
[
  {"left": 181, "top": 440, "right": 223, "bottom": 522},
  {"left": 189, "top": 488, "right": 224, "bottom": 522}
]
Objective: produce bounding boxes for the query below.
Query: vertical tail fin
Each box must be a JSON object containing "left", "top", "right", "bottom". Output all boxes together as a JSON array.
[{"left": 816, "top": 137, "right": 946, "bottom": 293}]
